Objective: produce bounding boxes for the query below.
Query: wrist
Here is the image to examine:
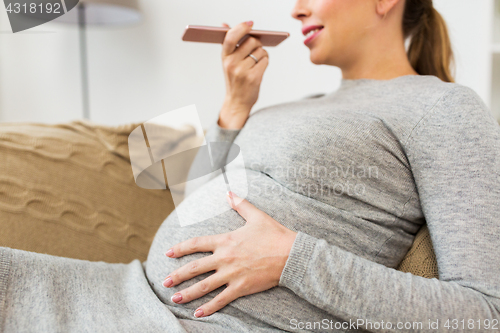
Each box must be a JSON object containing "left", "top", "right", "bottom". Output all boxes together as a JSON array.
[
  {"left": 284, "top": 229, "right": 298, "bottom": 256},
  {"left": 218, "top": 104, "right": 251, "bottom": 130},
  {"left": 280, "top": 228, "right": 298, "bottom": 263},
  {"left": 276, "top": 228, "right": 298, "bottom": 285},
  {"left": 217, "top": 115, "right": 247, "bottom": 130}
]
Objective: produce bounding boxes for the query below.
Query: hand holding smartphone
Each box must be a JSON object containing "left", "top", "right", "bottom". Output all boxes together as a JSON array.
[
  {"left": 183, "top": 22, "right": 282, "bottom": 130},
  {"left": 182, "top": 25, "right": 289, "bottom": 47}
]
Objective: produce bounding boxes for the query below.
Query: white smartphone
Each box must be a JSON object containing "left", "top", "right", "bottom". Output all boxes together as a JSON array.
[{"left": 182, "top": 25, "right": 290, "bottom": 47}]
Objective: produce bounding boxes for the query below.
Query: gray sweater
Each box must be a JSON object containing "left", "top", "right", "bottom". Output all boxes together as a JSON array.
[{"left": 1, "top": 75, "right": 499, "bottom": 333}]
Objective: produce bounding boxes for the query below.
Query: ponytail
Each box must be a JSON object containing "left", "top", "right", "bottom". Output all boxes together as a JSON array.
[{"left": 403, "top": 0, "right": 455, "bottom": 82}]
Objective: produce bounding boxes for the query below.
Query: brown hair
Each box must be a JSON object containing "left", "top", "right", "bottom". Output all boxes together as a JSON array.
[{"left": 403, "top": 0, "right": 455, "bottom": 82}]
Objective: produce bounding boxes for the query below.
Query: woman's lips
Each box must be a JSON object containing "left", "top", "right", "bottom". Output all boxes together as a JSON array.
[{"left": 304, "top": 28, "right": 323, "bottom": 46}]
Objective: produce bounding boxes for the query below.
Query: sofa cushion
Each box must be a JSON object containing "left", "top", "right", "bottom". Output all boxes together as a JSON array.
[
  {"left": 0, "top": 120, "right": 199, "bottom": 263},
  {"left": 397, "top": 224, "right": 439, "bottom": 279}
]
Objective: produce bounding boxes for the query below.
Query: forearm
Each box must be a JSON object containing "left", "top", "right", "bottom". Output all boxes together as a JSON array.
[{"left": 280, "top": 232, "right": 500, "bottom": 332}]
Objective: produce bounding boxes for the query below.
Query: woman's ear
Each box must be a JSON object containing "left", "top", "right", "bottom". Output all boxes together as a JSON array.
[{"left": 375, "top": 0, "right": 403, "bottom": 18}]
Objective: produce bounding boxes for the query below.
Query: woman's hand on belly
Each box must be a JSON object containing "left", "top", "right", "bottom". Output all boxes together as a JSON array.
[{"left": 161, "top": 191, "right": 297, "bottom": 318}]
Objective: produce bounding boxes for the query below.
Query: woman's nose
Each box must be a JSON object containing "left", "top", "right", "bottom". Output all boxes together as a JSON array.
[{"left": 291, "top": 0, "right": 310, "bottom": 20}]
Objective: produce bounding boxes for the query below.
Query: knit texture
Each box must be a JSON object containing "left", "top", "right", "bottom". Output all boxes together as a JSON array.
[
  {"left": 0, "top": 120, "right": 199, "bottom": 263},
  {"left": 397, "top": 224, "right": 438, "bottom": 279},
  {"left": 1, "top": 75, "right": 499, "bottom": 332}
]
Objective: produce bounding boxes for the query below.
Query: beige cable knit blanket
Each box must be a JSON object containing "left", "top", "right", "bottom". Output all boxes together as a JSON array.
[{"left": 0, "top": 120, "right": 201, "bottom": 263}]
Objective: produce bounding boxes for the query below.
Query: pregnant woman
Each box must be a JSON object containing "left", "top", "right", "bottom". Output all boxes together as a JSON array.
[{"left": 1, "top": 0, "right": 499, "bottom": 332}]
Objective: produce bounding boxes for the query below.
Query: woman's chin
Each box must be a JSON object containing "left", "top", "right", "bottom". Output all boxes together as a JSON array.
[{"left": 309, "top": 52, "right": 326, "bottom": 65}]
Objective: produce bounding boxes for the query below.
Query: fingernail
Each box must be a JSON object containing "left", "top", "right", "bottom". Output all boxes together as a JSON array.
[
  {"left": 171, "top": 293, "right": 182, "bottom": 303},
  {"left": 163, "top": 276, "right": 173, "bottom": 288},
  {"left": 194, "top": 308, "right": 204, "bottom": 317},
  {"left": 227, "top": 191, "right": 233, "bottom": 198},
  {"left": 165, "top": 249, "right": 174, "bottom": 257},
  {"left": 246, "top": 21, "right": 253, "bottom": 26}
]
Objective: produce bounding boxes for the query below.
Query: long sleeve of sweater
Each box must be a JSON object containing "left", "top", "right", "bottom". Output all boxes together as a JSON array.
[
  {"left": 279, "top": 86, "right": 500, "bottom": 332},
  {"left": 184, "top": 121, "right": 241, "bottom": 198}
]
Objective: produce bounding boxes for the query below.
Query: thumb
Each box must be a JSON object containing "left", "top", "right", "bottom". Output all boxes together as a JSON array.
[{"left": 226, "top": 191, "right": 255, "bottom": 221}]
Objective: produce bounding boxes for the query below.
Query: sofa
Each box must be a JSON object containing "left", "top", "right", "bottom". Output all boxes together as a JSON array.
[{"left": 0, "top": 120, "right": 439, "bottom": 280}]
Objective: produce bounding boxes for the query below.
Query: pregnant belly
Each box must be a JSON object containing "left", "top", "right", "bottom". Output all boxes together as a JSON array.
[{"left": 145, "top": 169, "right": 384, "bottom": 330}]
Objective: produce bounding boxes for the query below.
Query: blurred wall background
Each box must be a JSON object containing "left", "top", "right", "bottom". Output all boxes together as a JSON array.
[{"left": 0, "top": 0, "right": 495, "bottom": 129}]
